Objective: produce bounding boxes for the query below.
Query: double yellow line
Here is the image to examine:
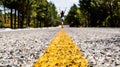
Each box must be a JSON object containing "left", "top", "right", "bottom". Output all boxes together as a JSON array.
[{"left": 33, "top": 29, "right": 88, "bottom": 67}]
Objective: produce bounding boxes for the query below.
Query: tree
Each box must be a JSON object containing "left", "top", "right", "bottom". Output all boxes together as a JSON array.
[
  {"left": 5, "top": 0, "right": 14, "bottom": 28},
  {"left": 79, "top": 0, "right": 91, "bottom": 27},
  {"left": 79, "top": 0, "right": 120, "bottom": 27},
  {"left": 1, "top": 0, "right": 59, "bottom": 28},
  {"left": 46, "top": 2, "right": 58, "bottom": 26},
  {"left": 35, "top": 0, "right": 58, "bottom": 27},
  {"left": 66, "top": 4, "right": 80, "bottom": 27}
]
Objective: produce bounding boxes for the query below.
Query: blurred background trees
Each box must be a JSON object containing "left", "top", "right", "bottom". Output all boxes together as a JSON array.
[
  {"left": 66, "top": 0, "right": 120, "bottom": 27},
  {"left": 0, "top": 0, "right": 120, "bottom": 28},
  {"left": 65, "top": 4, "right": 80, "bottom": 27},
  {"left": 0, "top": 0, "right": 59, "bottom": 28}
]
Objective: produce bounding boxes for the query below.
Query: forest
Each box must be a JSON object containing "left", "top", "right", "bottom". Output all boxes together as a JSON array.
[
  {"left": 0, "top": 0, "right": 59, "bottom": 28},
  {"left": 0, "top": 0, "right": 120, "bottom": 28},
  {"left": 66, "top": 0, "right": 120, "bottom": 27}
]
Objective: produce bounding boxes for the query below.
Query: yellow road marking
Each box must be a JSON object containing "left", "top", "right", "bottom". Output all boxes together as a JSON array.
[{"left": 33, "top": 29, "right": 88, "bottom": 67}]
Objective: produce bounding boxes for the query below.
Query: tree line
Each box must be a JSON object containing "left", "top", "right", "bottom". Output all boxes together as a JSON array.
[
  {"left": 66, "top": 0, "right": 120, "bottom": 27},
  {"left": 0, "top": 0, "right": 59, "bottom": 28}
]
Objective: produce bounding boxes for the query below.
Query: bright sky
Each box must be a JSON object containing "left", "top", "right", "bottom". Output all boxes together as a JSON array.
[{"left": 47, "top": 0, "right": 79, "bottom": 15}]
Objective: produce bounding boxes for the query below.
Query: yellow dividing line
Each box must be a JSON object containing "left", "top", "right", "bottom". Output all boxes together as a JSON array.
[{"left": 33, "top": 29, "right": 88, "bottom": 67}]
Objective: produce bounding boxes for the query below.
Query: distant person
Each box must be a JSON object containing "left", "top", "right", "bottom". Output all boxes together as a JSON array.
[{"left": 60, "top": 11, "right": 65, "bottom": 28}]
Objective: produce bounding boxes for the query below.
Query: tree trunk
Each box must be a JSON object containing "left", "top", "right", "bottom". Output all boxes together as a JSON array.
[
  {"left": 18, "top": 10, "right": 20, "bottom": 28},
  {"left": 39, "top": 21, "right": 41, "bottom": 27},
  {"left": 25, "top": 14, "right": 27, "bottom": 27},
  {"left": 14, "top": 9, "right": 16, "bottom": 28},
  {"left": 28, "top": 15, "right": 30, "bottom": 27},
  {"left": 27, "top": 15, "right": 30, "bottom": 27},
  {"left": 27, "top": 0, "right": 30, "bottom": 27},
  {"left": 20, "top": 12, "right": 24, "bottom": 28},
  {"left": 10, "top": 8, "right": 13, "bottom": 29},
  {"left": 109, "top": 4, "right": 113, "bottom": 27},
  {"left": 34, "top": 18, "right": 36, "bottom": 27},
  {"left": 36, "top": 20, "right": 39, "bottom": 28},
  {"left": 4, "top": 5, "right": 6, "bottom": 23}
]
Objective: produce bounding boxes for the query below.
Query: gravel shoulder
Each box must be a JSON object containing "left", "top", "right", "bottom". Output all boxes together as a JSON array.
[
  {"left": 65, "top": 28, "right": 120, "bottom": 67},
  {"left": 0, "top": 28, "right": 60, "bottom": 67}
]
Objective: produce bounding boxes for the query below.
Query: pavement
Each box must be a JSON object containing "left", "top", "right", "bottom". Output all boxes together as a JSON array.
[
  {"left": 0, "top": 27, "right": 120, "bottom": 67},
  {"left": 65, "top": 28, "right": 120, "bottom": 67},
  {"left": 0, "top": 28, "right": 59, "bottom": 67}
]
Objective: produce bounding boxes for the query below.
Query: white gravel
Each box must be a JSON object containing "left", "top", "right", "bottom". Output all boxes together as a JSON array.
[
  {"left": 0, "top": 28, "right": 59, "bottom": 67},
  {"left": 0, "top": 27, "right": 120, "bottom": 67},
  {"left": 65, "top": 28, "right": 120, "bottom": 67}
]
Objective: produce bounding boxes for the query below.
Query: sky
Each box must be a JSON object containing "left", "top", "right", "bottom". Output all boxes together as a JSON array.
[{"left": 47, "top": 0, "right": 79, "bottom": 15}]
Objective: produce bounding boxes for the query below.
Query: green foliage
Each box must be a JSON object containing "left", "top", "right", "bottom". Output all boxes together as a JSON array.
[
  {"left": 35, "top": 0, "right": 59, "bottom": 27},
  {"left": 65, "top": 0, "right": 120, "bottom": 27},
  {"left": 65, "top": 4, "right": 80, "bottom": 27},
  {"left": 79, "top": 0, "right": 120, "bottom": 27},
  {"left": 46, "top": 2, "right": 58, "bottom": 26},
  {"left": 0, "top": 0, "right": 59, "bottom": 28}
]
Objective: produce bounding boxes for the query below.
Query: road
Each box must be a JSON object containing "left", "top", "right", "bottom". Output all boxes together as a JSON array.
[{"left": 0, "top": 27, "right": 120, "bottom": 67}]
